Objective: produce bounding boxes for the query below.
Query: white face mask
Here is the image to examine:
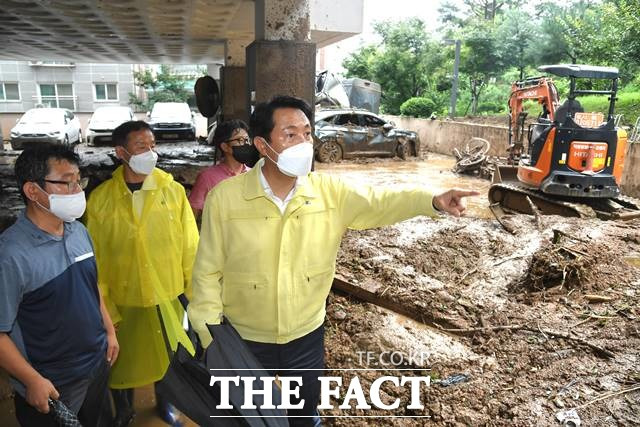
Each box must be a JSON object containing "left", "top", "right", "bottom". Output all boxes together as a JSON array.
[
  {"left": 123, "top": 148, "right": 158, "bottom": 175},
  {"left": 264, "top": 142, "right": 314, "bottom": 177},
  {"left": 36, "top": 187, "right": 86, "bottom": 222}
]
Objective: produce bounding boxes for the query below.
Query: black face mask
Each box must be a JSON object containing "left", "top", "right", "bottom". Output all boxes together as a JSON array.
[{"left": 231, "top": 144, "right": 260, "bottom": 167}]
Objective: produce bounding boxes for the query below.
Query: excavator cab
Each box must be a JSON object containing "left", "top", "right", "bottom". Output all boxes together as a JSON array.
[{"left": 517, "top": 64, "right": 626, "bottom": 198}]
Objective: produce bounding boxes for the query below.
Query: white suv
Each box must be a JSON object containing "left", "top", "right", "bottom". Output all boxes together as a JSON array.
[
  {"left": 10, "top": 108, "right": 82, "bottom": 150},
  {"left": 148, "top": 102, "right": 196, "bottom": 141},
  {"left": 86, "top": 106, "right": 135, "bottom": 145}
]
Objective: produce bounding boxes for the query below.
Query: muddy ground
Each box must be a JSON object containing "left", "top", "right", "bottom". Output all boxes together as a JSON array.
[{"left": 321, "top": 213, "right": 640, "bottom": 425}]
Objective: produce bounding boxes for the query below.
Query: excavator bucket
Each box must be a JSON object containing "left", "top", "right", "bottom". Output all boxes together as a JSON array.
[{"left": 491, "top": 164, "right": 519, "bottom": 185}]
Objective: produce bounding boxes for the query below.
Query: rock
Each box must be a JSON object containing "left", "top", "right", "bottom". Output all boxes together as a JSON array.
[{"left": 330, "top": 309, "right": 348, "bottom": 321}]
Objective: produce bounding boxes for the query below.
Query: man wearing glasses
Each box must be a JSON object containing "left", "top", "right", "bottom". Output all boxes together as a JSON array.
[
  {"left": 188, "top": 119, "right": 254, "bottom": 221},
  {"left": 85, "top": 121, "right": 199, "bottom": 427},
  {"left": 0, "top": 143, "right": 117, "bottom": 426}
]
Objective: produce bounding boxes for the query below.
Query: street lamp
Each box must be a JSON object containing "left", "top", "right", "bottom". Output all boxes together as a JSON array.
[{"left": 444, "top": 39, "right": 461, "bottom": 119}]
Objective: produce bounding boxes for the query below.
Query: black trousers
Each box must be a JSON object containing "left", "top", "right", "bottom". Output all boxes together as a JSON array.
[
  {"left": 14, "top": 357, "right": 112, "bottom": 427},
  {"left": 244, "top": 325, "right": 324, "bottom": 427}
]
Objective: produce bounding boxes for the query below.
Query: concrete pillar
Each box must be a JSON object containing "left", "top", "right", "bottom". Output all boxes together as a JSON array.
[
  {"left": 248, "top": 0, "right": 316, "bottom": 109},
  {"left": 221, "top": 39, "right": 249, "bottom": 122},
  {"left": 255, "top": 0, "right": 311, "bottom": 42}
]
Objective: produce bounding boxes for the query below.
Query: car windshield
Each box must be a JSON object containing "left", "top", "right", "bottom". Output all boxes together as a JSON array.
[
  {"left": 315, "top": 111, "right": 338, "bottom": 123},
  {"left": 92, "top": 108, "right": 131, "bottom": 121},
  {"left": 151, "top": 103, "right": 191, "bottom": 121},
  {"left": 20, "top": 109, "right": 63, "bottom": 125}
]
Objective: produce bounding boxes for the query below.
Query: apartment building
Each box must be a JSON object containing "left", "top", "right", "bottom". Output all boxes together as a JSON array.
[{"left": 0, "top": 61, "right": 137, "bottom": 113}]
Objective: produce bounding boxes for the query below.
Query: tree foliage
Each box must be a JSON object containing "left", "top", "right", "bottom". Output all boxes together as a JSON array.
[
  {"left": 615, "top": 0, "right": 640, "bottom": 65},
  {"left": 129, "top": 65, "right": 192, "bottom": 111},
  {"left": 495, "top": 8, "right": 538, "bottom": 79},
  {"left": 342, "top": 0, "right": 640, "bottom": 119},
  {"left": 342, "top": 18, "right": 446, "bottom": 114}
]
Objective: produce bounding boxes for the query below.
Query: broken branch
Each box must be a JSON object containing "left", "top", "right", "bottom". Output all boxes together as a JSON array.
[{"left": 575, "top": 383, "right": 640, "bottom": 409}]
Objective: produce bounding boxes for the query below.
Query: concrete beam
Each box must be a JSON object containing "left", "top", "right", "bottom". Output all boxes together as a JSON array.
[
  {"left": 255, "top": 0, "right": 311, "bottom": 42},
  {"left": 225, "top": 38, "right": 249, "bottom": 67}
]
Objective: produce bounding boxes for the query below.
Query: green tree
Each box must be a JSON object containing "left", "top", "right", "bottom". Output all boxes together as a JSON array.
[
  {"left": 341, "top": 45, "right": 377, "bottom": 82},
  {"left": 495, "top": 8, "right": 538, "bottom": 79},
  {"left": 614, "top": 0, "right": 640, "bottom": 66},
  {"left": 536, "top": 0, "right": 620, "bottom": 65},
  {"left": 129, "top": 65, "right": 192, "bottom": 111},
  {"left": 438, "top": 1, "right": 466, "bottom": 30},
  {"left": 342, "top": 19, "right": 445, "bottom": 115},
  {"left": 459, "top": 22, "right": 503, "bottom": 114},
  {"left": 462, "top": 0, "right": 525, "bottom": 21}
]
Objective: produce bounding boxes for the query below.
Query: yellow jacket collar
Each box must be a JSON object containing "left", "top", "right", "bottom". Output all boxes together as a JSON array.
[
  {"left": 242, "top": 158, "right": 316, "bottom": 201},
  {"left": 113, "top": 166, "right": 173, "bottom": 198}
]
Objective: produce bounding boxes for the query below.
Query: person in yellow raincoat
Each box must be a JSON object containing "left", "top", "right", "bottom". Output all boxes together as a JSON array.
[{"left": 85, "top": 121, "right": 198, "bottom": 427}]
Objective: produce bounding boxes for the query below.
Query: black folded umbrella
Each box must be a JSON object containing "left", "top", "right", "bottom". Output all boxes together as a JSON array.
[
  {"left": 157, "top": 343, "right": 246, "bottom": 426},
  {"left": 157, "top": 319, "right": 288, "bottom": 427},
  {"left": 48, "top": 398, "right": 82, "bottom": 427},
  {"left": 205, "top": 322, "right": 288, "bottom": 426}
]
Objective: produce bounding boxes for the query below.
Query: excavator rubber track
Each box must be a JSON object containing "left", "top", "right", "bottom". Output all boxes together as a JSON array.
[{"left": 489, "top": 182, "right": 640, "bottom": 221}]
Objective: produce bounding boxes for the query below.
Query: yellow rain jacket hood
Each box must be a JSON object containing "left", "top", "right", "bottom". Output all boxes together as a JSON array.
[{"left": 85, "top": 166, "right": 199, "bottom": 323}]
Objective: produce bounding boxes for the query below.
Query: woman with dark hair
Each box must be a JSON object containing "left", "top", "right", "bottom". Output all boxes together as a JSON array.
[{"left": 188, "top": 119, "right": 254, "bottom": 219}]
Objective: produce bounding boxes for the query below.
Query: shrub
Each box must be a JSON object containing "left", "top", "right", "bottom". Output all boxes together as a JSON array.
[{"left": 400, "top": 97, "right": 436, "bottom": 118}]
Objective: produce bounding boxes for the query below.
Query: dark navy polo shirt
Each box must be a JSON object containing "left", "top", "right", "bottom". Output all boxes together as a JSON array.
[{"left": 0, "top": 211, "right": 106, "bottom": 395}]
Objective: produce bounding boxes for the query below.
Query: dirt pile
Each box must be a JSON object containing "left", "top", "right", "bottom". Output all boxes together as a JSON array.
[
  {"left": 512, "top": 227, "right": 639, "bottom": 296},
  {"left": 517, "top": 241, "right": 596, "bottom": 292},
  {"left": 328, "top": 214, "right": 640, "bottom": 425}
]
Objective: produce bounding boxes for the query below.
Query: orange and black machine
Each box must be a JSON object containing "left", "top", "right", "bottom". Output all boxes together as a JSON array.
[{"left": 514, "top": 64, "right": 627, "bottom": 199}]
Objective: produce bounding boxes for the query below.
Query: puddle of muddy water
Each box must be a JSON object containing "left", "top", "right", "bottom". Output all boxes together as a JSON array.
[
  {"left": 315, "top": 154, "right": 493, "bottom": 219},
  {"left": 623, "top": 253, "right": 640, "bottom": 267}
]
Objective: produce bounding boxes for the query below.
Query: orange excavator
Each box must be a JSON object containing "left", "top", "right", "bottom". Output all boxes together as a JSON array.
[{"left": 489, "top": 64, "right": 640, "bottom": 220}]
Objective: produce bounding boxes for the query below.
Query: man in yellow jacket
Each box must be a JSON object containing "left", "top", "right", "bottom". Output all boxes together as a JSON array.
[
  {"left": 189, "top": 96, "right": 477, "bottom": 426},
  {"left": 86, "top": 121, "right": 198, "bottom": 427}
]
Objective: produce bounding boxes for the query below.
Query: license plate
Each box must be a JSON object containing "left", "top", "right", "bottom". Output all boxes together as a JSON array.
[{"left": 164, "top": 133, "right": 179, "bottom": 139}]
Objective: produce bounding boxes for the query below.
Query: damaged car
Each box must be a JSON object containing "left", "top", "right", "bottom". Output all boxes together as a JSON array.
[{"left": 314, "top": 109, "right": 419, "bottom": 162}]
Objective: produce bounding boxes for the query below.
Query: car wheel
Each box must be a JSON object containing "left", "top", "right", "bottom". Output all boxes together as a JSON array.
[
  {"left": 63, "top": 134, "right": 70, "bottom": 146},
  {"left": 397, "top": 142, "right": 411, "bottom": 160},
  {"left": 317, "top": 140, "right": 342, "bottom": 163}
]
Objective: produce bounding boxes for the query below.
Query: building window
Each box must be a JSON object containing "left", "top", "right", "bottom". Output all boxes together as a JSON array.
[
  {"left": 94, "top": 83, "right": 118, "bottom": 101},
  {"left": 38, "top": 84, "right": 75, "bottom": 110},
  {"left": 29, "top": 61, "right": 75, "bottom": 67},
  {"left": 0, "top": 83, "right": 20, "bottom": 101}
]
